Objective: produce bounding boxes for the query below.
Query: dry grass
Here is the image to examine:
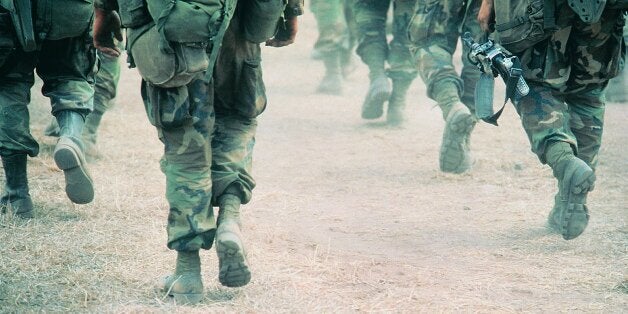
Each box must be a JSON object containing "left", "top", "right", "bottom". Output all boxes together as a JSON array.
[{"left": 1, "top": 12, "right": 626, "bottom": 313}]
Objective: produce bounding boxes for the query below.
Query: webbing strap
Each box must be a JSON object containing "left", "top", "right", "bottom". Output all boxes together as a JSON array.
[
  {"left": 155, "top": 0, "right": 176, "bottom": 53},
  {"left": 203, "top": 0, "right": 237, "bottom": 83}
]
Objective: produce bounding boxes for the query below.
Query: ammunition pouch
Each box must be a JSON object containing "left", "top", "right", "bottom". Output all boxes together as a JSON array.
[
  {"left": 494, "top": 0, "right": 556, "bottom": 53},
  {"left": 130, "top": 25, "right": 208, "bottom": 88},
  {"left": 240, "top": 0, "right": 285, "bottom": 43}
]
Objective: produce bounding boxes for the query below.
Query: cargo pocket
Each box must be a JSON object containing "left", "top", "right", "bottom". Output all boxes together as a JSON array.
[
  {"left": 0, "top": 12, "right": 16, "bottom": 69},
  {"left": 236, "top": 59, "right": 267, "bottom": 118},
  {"left": 142, "top": 82, "right": 193, "bottom": 129},
  {"left": 407, "top": 0, "right": 440, "bottom": 47}
]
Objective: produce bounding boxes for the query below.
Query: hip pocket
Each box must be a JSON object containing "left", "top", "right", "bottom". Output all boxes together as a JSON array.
[{"left": 236, "top": 59, "right": 267, "bottom": 118}]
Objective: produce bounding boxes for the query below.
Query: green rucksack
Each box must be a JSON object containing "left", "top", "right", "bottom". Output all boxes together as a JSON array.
[{"left": 493, "top": 0, "right": 556, "bottom": 53}]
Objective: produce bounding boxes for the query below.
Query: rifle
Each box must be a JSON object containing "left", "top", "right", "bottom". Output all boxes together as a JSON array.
[{"left": 461, "top": 32, "right": 529, "bottom": 126}]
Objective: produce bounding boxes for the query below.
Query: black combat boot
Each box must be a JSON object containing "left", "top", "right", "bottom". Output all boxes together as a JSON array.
[
  {"left": 161, "top": 250, "right": 204, "bottom": 304},
  {"left": 0, "top": 154, "right": 33, "bottom": 218},
  {"left": 215, "top": 193, "right": 251, "bottom": 287},
  {"left": 53, "top": 110, "right": 94, "bottom": 204},
  {"left": 545, "top": 141, "right": 595, "bottom": 240},
  {"left": 386, "top": 78, "right": 412, "bottom": 126},
  {"left": 317, "top": 52, "right": 343, "bottom": 95}
]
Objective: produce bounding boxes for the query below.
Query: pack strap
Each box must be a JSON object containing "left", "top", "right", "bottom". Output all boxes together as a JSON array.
[{"left": 203, "top": 0, "right": 237, "bottom": 83}]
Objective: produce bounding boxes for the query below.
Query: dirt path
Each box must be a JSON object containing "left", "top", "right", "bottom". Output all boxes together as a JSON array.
[{"left": 0, "top": 13, "right": 626, "bottom": 312}]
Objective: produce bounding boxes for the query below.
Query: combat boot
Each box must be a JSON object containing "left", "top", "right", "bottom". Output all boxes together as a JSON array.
[
  {"left": 361, "top": 73, "right": 391, "bottom": 120},
  {"left": 317, "top": 52, "right": 343, "bottom": 95},
  {"left": 340, "top": 49, "right": 356, "bottom": 79},
  {"left": 215, "top": 194, "right": 251, "bottom": 287},
  {"left": 545, "top": 141, "right": 595, "bottom": 240},
  {"left": 82, "top": 109, "right": 105, "bottom": 161},
  {"left": 386, "top": 78, "right": 412, "bottom": 127},
  {"left": 53, "top": 110, "right": 94, "bottom": 204},
  {"left": 161, "top": 250, "right": 204, "bottom": 304},
  {"left": 439, "top": 102, "right": 476, "bottom": 173},
  {"left": 0, "top": 154, "right": 33, "bottom": 218}
]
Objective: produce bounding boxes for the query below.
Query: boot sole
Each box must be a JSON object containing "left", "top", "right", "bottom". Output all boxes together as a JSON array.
[
  {"left": 217, "top": 234, "right": 251, "bottom": 288},
  {"left": 54, "top": 139, "right": 94, "bottom": 204},
  {"left": 439, "top": 109, "right": 475, "bottom": 173},
  {"left": 558, "top": 161, "right": 595, "bottom": 240}
]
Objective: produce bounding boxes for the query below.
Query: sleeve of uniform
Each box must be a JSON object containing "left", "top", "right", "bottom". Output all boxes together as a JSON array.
[
  {"left": 94, "top": 0, "right": 118, "bottom": 11},
  {"left": 284, "top": 0, "right": 304, "bottom": 18}
]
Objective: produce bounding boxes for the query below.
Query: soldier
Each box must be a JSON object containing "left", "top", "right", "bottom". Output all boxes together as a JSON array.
[
  {"left": 478, "top": 0, "right": 626, "bottom": 239},
  {"left": 0, "top": 0, "right": 96, "bottom": 219},
  {"left": 353, "top": 0, "right": 418, "bottom": 126},
  {"left": 44, "top": 47, "right": 122, "bottom": 160},
  {"left": 94, "top": 0, "right": 303, "bottom": 304},
  {"left": 407, "top": 0, "right": 483, "bottom": 173},
  {"left": 311, "top": 0, "right": 356, "bottom": 95}
]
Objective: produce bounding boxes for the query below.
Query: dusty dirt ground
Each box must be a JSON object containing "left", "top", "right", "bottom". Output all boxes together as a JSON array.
[{"left": 1, "top": 12, "right": 627, "bottom": 313}]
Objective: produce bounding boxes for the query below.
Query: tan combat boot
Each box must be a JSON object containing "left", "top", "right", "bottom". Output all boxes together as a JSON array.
[
  {"left": 216, "top": 194, "right": 251, "bottom": 287},
  {"left": 439, "top": 102, "right": 476, "bottom": 173},
  {"left": 545, "top": 141, "right": 595, "bottom": 240},
  {"left": 161, "top": 250, "right": 204, "bottom": 304}
]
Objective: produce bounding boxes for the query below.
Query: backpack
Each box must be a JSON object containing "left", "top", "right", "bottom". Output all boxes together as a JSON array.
[{"left": 493, "top": 0, "right": 556, "bottom": 53}]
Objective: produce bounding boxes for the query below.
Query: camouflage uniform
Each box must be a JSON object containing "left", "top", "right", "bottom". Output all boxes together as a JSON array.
[
  {"left": 514, "top": 4, "right": 625, "bottom": 168},
  {"left": 311, "top": 0, "right": 357, "bottom": 94},
  {"left": 407, "top": 0, "right": 482, "bottom": 173},
  {"left": 498, "top": 0, "right": 625, "bottom": 239},
  {"left": 0, "top": 1, "right": 96, "bottom": 216},
  {"left": 141, "top": 16, "right": 263, "bottom": 252},
  {"left": 352, "top": 0, "right": 418, "bottom": 124}
]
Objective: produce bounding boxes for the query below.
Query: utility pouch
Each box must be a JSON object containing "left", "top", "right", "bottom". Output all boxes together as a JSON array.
[
  {"left": 35, "top": 0, "right": 93, "bottom": 40},
  {"left": 131, "top": 25, "right": 208, "bottom": 88},
  {"left": 146, "top": 0, "right": 225, "bottom": 43},
  {"left": 240, "top": 0, "right": 285, "bottom": 43},
  {"left": 494, "top": 0, "right": 556, "bottom": 53}
]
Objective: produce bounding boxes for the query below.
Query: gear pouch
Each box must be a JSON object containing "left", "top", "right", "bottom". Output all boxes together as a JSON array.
[
  {"left": 240, "top": 0, "right": 285, "bottom": 43},
  {"left": 131, "top": 25, "right": 209, "bottom": 88}
]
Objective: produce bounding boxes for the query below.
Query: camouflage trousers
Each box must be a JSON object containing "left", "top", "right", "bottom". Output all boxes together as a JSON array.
[
  {"left": 141, "top": 15, "right": 263, "bottom": 251},
  {"left": 408, "top": 0, "right": 482, "bottom": 112},
  {"left": 352, "top": 0, "right": 418, "bottom": 81},
  {"left": 311, "top": 0, "right": 356, "bottom": 55},
  {"left": 0, "top": 18, "right": 96, "bottom": 157},
  {"left": 514, "top": 3, "right": 625, "bottom": 168}
]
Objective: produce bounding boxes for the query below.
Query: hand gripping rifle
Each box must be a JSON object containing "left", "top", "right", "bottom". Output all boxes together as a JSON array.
[{"left": 461, "top": 32, "right": 529, "bottom": 126}]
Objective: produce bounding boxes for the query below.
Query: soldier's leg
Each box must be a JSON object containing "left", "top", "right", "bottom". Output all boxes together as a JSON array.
[
  {"left": 354, "top": 0, "right": 392, "bottom": 119},
  {"left": 143, "top": 79, "right": 215, "bottom": 304},
  {"left": 0, "top": 50, "right": 38, "bottom": 218},
  {"left": 311, "top": 0, "right": 348, "bottom": 95},
  {"left": 459, "top": 0, "right": 483, "bottom": 112},
  {"left": 82, "top": 51, "right": 121, "bottom": 158},
  {"left": 386, "top": 0, "right": 419, "bottom": 126},
  {"left": 409, "top": 0, "right": 475, "bottom": 173},
  {"left": 342, "top": 0, "right": 358, "bottom": 77},
  {"left": 37, "top": 34, "right": 96, "bottom": 204},
  {"left": 209, "top": 14, "right": 264, "bottom": 288}
]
